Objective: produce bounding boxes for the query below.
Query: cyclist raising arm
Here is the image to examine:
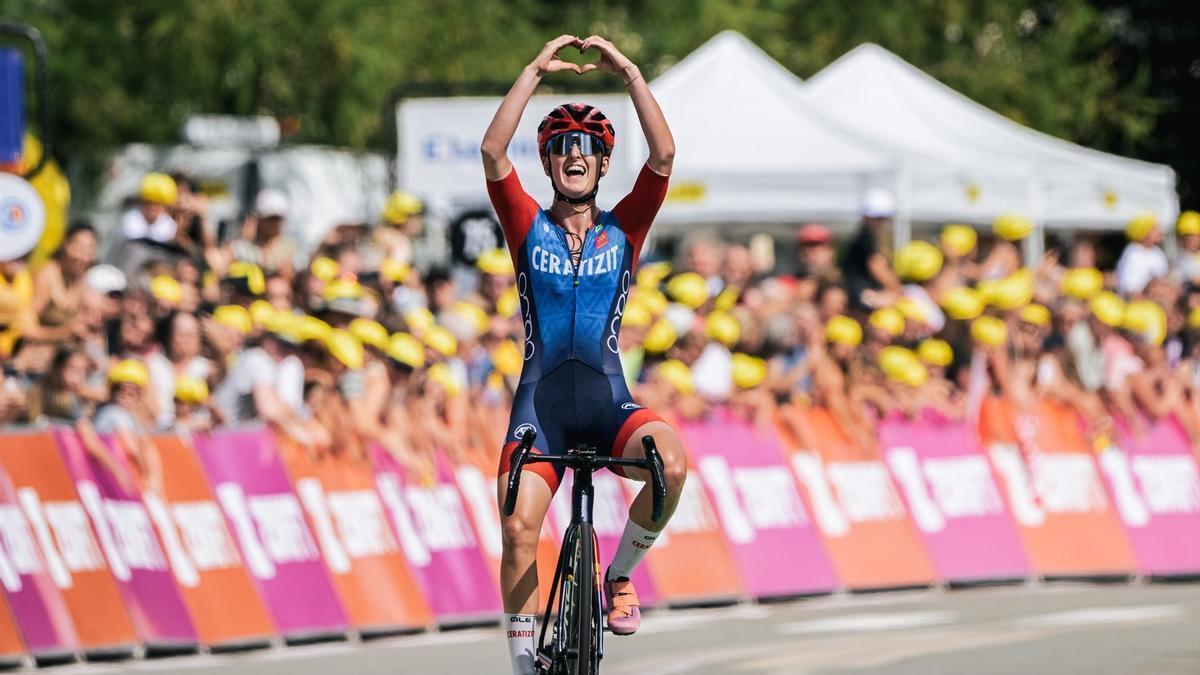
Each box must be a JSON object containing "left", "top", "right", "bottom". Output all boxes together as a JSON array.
[{"left": 483, "top": 35, "right": 685, "bottom": 675}]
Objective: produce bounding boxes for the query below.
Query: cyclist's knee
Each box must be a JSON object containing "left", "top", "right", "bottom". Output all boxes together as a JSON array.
[{"left": 501, "top": 513, "right": 541, "bottom": 551}]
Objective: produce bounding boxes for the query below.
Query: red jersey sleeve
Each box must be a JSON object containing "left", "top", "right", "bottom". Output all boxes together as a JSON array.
[
  {"left": 486, "top": 167, "right": 541, "bottom": 253},
  {"left": 611, "top": 163, "right": 670, "bottom": 265}
]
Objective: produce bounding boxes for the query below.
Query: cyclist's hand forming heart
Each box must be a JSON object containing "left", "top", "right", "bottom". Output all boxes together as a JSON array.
[
  {"left": 579, "top": 36, "right": 634, "bottom": 75},
  {"left": 531, "top": 35, "right": 586, "bottom": 76}
]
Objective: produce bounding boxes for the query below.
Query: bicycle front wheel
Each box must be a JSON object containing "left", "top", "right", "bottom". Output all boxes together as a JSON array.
[{"left": 564, "top": 522, "right": 598, "bottom": 675}]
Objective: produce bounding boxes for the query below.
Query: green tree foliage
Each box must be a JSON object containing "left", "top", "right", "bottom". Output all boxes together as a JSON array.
[{"left": 0, "top": 0, "right": 1187, "bottom": 201}]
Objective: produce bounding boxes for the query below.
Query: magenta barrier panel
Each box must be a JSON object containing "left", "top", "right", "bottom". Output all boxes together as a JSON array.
[
  {"left": 879, "top": 412, "right": 1030, "bottom": 583},
  {"left": 191, "top": 429, "right": 348, "bottom": 637},
  {"left": 370, "top": 446, "right": 502, "bottom": 620},
  {"left": 1101, "top": 417, "right": 1200, "bottom": 576},
  {"left": 0, "top": 456, "right": 79, "bottom": 655},
  {"left": 678, "top": 409, "right": 839, "bottom": 597},
  {"left": 547, "top": 470, "right": 661, "bottom": 607},
  {"left": 54, "top": 429, "right": 198, "bottom": 646}
]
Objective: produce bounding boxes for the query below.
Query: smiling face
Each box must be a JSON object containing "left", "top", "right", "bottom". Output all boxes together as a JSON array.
[{"left": 543, "top": 138, "right": 608, "bottom": 200}]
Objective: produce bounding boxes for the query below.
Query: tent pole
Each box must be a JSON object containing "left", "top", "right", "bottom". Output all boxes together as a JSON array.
[{"left": 1024, "top": 171, "right": 1043, "bottom": 265}]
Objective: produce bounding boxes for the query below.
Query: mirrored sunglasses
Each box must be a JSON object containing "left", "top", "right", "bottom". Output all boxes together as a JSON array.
[{"left": 546, "top": 132, "right": 605, "bottom": 157}]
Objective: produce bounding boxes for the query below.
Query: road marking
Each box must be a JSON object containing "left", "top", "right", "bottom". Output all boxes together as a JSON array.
[
  {"left": 777, "top": 610, "right": 957, "bottom": 635},
  {"left": 1013, "top": 605, "right": 1186, "bottom": 628}
]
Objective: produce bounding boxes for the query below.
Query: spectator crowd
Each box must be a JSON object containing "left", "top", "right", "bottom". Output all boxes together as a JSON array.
[{"left": 1, "top": 172, "right": 1198, "bottom": 495}]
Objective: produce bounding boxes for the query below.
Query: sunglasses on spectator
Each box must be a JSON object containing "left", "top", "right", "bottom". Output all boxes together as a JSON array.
[{"left": 546, "top": 132, "right": 605, "bottom": 157}]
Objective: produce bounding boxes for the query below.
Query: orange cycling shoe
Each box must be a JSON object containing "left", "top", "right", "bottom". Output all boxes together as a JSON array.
[{"left": 603, "top": 570, "right": 641, "bottom": 635}]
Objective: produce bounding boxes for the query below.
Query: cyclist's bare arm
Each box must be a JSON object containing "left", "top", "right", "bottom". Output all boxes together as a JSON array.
[
  {"left": 481, "top": 34, "right": 585, "bottom": 181},
  {"left": 580, "top": 35, "right": 675, "bottom": 176}
]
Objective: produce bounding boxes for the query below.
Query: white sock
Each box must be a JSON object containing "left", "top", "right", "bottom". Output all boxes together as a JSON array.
[
  {"left": 607, "top": 519, "right": 660, "bottom": 580},
  {"left": 504, "top": 613, "right": 537, "bottom": 675}
]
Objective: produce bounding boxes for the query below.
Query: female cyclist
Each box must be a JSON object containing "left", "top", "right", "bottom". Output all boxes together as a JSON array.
[{"left": 482, "top": 34, "right": 686, "bottom": 675}]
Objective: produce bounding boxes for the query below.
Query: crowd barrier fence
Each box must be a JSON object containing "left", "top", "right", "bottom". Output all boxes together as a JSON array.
[{"left": 0, "top": 396, "right": 1194, "bottom": 664}]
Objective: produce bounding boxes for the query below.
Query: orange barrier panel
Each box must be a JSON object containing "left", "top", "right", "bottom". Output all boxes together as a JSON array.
[
  {"left": 0, "top": 595, "right": 26, "bottom": 664},
  {"left": 776, "top": 406, "right": 937, "bottom": 589},
  {"left": 0, "top": 432, "right": 139, "bottom": 651},
  {"left": 149, "top": 435, "right": 276, "bottom": 646},
  {"left": 277, "top": 439, "right": 433, "bottom": 632},
  {"left": 981, "top": 398, "right": 1137, "bottom": 576}
]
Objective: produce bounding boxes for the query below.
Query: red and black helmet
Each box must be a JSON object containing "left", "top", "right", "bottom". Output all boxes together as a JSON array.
[{"left": 536, "top": 103, "right": 616, "bottom": 163}]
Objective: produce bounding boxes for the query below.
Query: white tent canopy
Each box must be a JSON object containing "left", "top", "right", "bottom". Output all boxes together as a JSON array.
[
  {"left": 629, "top": 31, "right": 894, "bottom": 229},
  {"left": 806, "top": 43, "right": 1178, "bottom": 230}
]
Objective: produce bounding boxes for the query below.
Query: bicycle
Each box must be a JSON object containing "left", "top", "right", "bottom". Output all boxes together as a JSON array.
[{"left": 502, "top": 428, "right": 667, "bottom": 675}]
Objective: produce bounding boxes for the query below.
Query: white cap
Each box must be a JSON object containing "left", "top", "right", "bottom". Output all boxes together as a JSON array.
[
  {"left": 86, "top": 264, "right": 127, "bottom": 294},
  {"left": 255, "top": 189, "right": 290, "bottom": 218},
  {"left": 861, "top": 188, "right": 896, "bottom": 219}
]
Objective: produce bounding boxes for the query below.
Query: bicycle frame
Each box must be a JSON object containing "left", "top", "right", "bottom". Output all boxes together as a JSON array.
[{"left": 502, "top": 429, "right": 666, "bottom": 674}]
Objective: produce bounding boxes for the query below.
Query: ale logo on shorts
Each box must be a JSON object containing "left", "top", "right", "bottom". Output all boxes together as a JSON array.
[
  {"left": 621, "top": 402, "right": 642, "bottom": 410},
  {"left": 513, "top": 423, "right": 536, "bottom": 440}
]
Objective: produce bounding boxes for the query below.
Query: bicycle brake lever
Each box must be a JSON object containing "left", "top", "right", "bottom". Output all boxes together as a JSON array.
[
  {"left": 502, "top": 428, "right": 538, "bottom": 516},
  {"left": 641, "top": 435, "right": 666, "bottom": 523}
]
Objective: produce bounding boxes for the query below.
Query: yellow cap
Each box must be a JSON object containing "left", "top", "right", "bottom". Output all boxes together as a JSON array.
[
  {"left": 894, "top": 241, "right": 943, "bottom": 282},
  {"left": 825, "top": 315, "right": 863, "bottom": 347},
  {"left": 1126, "top": 211, "right": 1159, "bottom": 241},
  {"left": 450, "top": 301, "right": 490, "bottom": 338},
  {"left": 139, "top": 173, "right": 178, "bottom": 206},
  {"left": 655, "top": 359, "right": 693, "bottom": 394},
  {"left": 917, "top": 338, "right": 953, "bottom": 367},
  {"left": 988, "top": 271, "right": 1034, "bottom": 311},
  {"left": 476, "top": 249, "right": 515, "bottom": 276},
  {"left": 497, "top": 285, "right": 520, "bottom": 317},
  {"left": 349, "top": 318, "right": 389, "bottom": 351},
  {"left": 249, "top": 299, "right": 276, "bottom": 327},
  {"left": 896, "top": 297, "right": 929, "bottom": 325},
  {"left": 1090, "top": 291, "right": 1125, "bottom": 328},
  {"left": 228, "top": 261, "right": 266, "bottom": 296},
  {"left": 666, "top": 273, "right": 709, "bottom": 309},
  {"left": 263, "top": 310, "right": 301, "bottom": 343},
  {"left": 869, "top": 307, "right": 905, "bottom": 337},
  {"left": 323, "top": 279, "right": 365, "bottom": 302},
  {"left": 296, "top": 315, "right": 333, "bottom": 343},
  {"left": 1178, "top": 210, "right": 1200, "bottom": 236},
  {"left": 636, "top": 288, "right": 669, "bottom": 316},
  {"left": 109, "top": 359, "right": 149, "bottom": 387},
  {"left": 705, "top": 310, "right": 741, "bottom": 347},
  {"left": 1189, "top": 306, "right": 1200, "bottom": 330},
  {"left": 992, "top": 213, "right": 1033, "bottom": 241},
  {"left": 940, "top": 224, "right": 977, "bottom": 257},
  {"left": 403, "top": 307, "right": 435, "bottom": 335},
  {"left": 212, "top": 305, "right": 252, "bottom": 335},
  {"left": 636, "top": 261, "right": 672, "bottom": 289},
  {"left": 879, "top": 346, "right": 925, "bottom": 385},
  {"left": 940, "top": 286, "right": 985, "bottom": 321},
  {"left": 1123, "top": 300, "right": 1166, "bottom": 346},
  {"left": 150, "top": 275, "right": 183, "bottom": 306},
  {"left": 713, "top": 286, "right": 739, "bottom": 312},
  {"left": 491, "top": 339, "right": 523, "bottom": 377},
  {"left": 423, "top": 325, "right": 458, "bottom": 357},
  {"left": 622, "top": 302, "right": 652, "bottom": 328},
  {"left": 644, "top": 318, "right": 677, "bottom": 353},
  {"left": 427, "top": 362, "right": 462, "bottom": 396},
  {"left": 174, "top": 376, "right": 209, "bottom": 404},
  {"left": 325, "top": 329, "right": 364, "bottom": 369},
  {"left": 1061, "top": 267, "right": 1104, "bottom": 300},
  {"left": 310, "top": 257, "right": 339, "bottom": 283},
  {"left": 971, "top": 315, "right": 1008, "bottom": 347},
  {"left": 731, "top": 353, "right": 768, "bottom": 389},
  {"left": 387, "top": 332, "right": 425, "bottom": 369},
  {"left": 381, "top": 191, "right": 423, "bottom": 224},
  {"left": 1020, "top": 303, "right": 1051, "bottom": 327},
  {"left": 380, "top": 258, "right": 411, "bottom": 283}
]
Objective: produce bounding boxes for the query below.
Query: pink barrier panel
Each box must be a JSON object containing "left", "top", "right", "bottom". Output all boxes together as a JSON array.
[
  {"left": 370, "top": 446, "right": 502, "bottom": 621},
  {"left": 548, "top": 470, "right": 660, "bottom": 607},
  {"left": 1100, "top": 417, "right": 1200, "bottom": 576},
  {"left": 0, "top": 458, "right": 78, "bottom": 656},
  {"left": 192, "top": 429, "right": 349, "bottom": 637},
  {"left": 54, "top": 429, "right": 198, "bottom": 646},
  {"left": 678, "top": 409, "right": 839, "bottom": 597},
  {"left": 879, "top": 412, "right": 1030, "bottom": 582}
]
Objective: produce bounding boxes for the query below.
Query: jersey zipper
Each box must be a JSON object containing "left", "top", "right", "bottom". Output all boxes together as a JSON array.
[{"left": 560, "top": 225, "right": 592, "bottom": 361}]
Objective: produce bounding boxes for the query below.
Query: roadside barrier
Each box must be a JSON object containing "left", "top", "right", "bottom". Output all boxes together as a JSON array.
[{"left": 0, "top": 398, "right": 1194, "bottom": 663}]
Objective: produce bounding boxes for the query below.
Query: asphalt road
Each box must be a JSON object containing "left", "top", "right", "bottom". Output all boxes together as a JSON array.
[{"left": 39, "top": 581, "right": 1200, "bottom": 675}]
